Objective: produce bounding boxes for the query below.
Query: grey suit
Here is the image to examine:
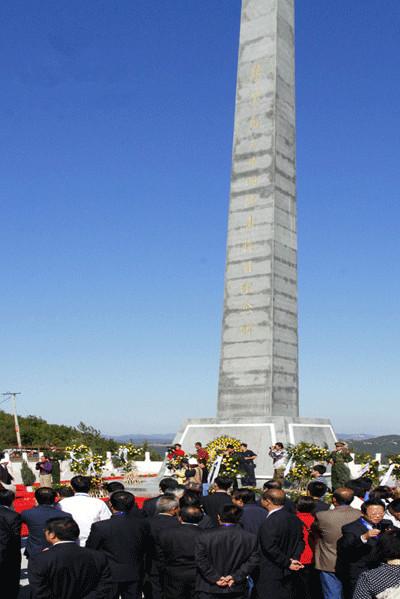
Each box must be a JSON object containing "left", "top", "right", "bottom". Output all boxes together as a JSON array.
[{"left": 312, "top": 506, "right": 360, "bottom": 572}]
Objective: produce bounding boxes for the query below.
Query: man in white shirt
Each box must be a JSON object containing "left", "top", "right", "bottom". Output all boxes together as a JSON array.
[
  {"left": 59, "top": 475, "right": 110, "bottom": 546},
  {"left": 268, "top": 443, "right": 287, "bottom": 483}
]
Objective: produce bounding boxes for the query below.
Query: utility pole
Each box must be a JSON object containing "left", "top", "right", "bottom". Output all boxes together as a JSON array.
[{"left": 1, "top": 392, "right": 22, "bottom": 449}]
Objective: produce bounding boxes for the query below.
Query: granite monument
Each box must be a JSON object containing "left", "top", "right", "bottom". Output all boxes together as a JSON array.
[{"left": 174, "top": 0, "right": 336, "bottom": 478}]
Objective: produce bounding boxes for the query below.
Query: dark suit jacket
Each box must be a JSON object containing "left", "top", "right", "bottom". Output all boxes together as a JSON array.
[
  {"left": 0, "top": 464, "right": 13, "bottom": 484},
  {"left": 257, "top": 508, "right": 304, "bottom": 589},
  {"left": 146, "top": 514, "right": 180, "bottom": 574},
  {"left": 142, "top": 495, "right": 162, "bottom": 518},
  {"left": 336, "top": 518, "right": 392, "bottom": 592},
  {"left": 313, "top": 499, "right": 330, "bottom": 513},
  {"left": 128, "top": 505, "right": 146, "bottom": 519},
  {"left": 158, "top": 523, "right": 203, "bottom": 579},
  {"left": 22, "top": 505, "right": 72, "bottom": 557},
  {"left": 0, "top": 506, "right": 21, "bottom": 578},
  {"left": 256, "top": 496, "right": 296, "bottom": 514},
  {"left": 240, "top": 503, "right": 267, "bottom": 535},
  {"left": 195, "top": 525, "right": 258, "bottom": 595},
  {"left": 201, "top": 492, "right": 232, "bottom": 526},
  {"left": 198, "top": 513, "right": 213, "bottom": 529},
  {"left": 28, "top": 542, "right": 112, "bottom": 599},
  {"left": 86, "top": 513, "right": 149, "bottom": 582}
]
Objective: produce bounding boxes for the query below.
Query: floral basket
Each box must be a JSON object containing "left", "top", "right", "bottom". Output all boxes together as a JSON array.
[{"left": 206, "top": 435, "right": 242, "bottom": 479}]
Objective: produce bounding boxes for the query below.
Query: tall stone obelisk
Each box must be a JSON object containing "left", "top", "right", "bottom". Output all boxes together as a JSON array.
[
  {"left": 174, "top": 0, "right": 336, "bottom": 478},
  {"left": 218, "top": 0, "right": 298, "bottom": 420}
]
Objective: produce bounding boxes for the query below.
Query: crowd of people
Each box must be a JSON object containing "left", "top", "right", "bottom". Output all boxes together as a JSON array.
[
  {"left": 0, "top": 441, "right": 400, "bottom": 599},
  {"left": 167, "top": 442, "right": 257, "bottom": 488}
]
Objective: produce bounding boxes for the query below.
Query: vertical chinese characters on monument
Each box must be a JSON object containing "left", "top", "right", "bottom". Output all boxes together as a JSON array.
[
  {"left": 174, "top": 0, "right": 337, "bottom": 472},
  {"left": 218, "top": 0, "right": 298, "bottom": 419}
]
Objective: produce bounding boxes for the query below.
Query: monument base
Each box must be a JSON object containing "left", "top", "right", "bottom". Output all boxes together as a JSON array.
[{"left": 173, "top": 417, "right": 337, "bottom": 480}]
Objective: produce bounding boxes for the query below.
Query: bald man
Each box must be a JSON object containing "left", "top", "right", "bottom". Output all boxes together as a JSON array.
[{"left": 256, "top": 489, "right": 304, "bottom": 599}]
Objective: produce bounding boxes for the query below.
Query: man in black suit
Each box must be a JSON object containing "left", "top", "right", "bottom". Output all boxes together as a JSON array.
[
  {"left": 0, "top": 489, "right": 21, "bottom": 599},
  {"left": 259, "top": 480, "right": 296, "bottom": 513},
  {"left": 28, "top": 517, "right": 112, "bottom": 599},
  {"left": 179, "top": 492, "right": 213, "bottom": 529},
  {"left": 201, "top": 476, "right": 233, "bottom": 526},
  {"left": 336, "top": 498, "right": 392, "bottom": 599},
  {"left": 158, "top": 505, "right": 204, "bottom": 599},
  {"left": 237, "top": 443, "right": 257, "bottom": 487},
  {"left": 143, "top": 495, "right": 180, "bottom": 599},
  {"left": 232, "top": 488, "right": 266, "bottom": 535},
  {"left": 195, "top": 504, "right": 258, "bottom": 598},
  {"left": 21, "top": 487, "right": 72, "bottom": 557},
  {"left": 142, "top": 477, "right": 179, "bottom": 518},
  {"left": 256, "top": 488, "right": 305, "bottom": 599},
  {"left": 105, "top": 482, "right": 145, "bottom": 520},
  {"left": 307, "top": 481, "right": 330, "bottom": 513},
  {"left": 87, "top": 490, "right": 149, "bottom": 599}
]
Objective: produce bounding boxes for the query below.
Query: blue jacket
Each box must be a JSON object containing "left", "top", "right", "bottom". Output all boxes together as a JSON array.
[
  {"left": 240, "top": 503, "right": 267, "bottom": 535},
  {"left": 21, "top": 505, "right": 71, "bottom": 557}
]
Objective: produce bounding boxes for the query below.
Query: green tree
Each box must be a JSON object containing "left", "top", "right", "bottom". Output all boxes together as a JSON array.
[
  {"left": 21, "top": 461, "right": 36, "bottom": 486},
  {"left": 0, "top": 410, "right": 118, "bottom": 454}
]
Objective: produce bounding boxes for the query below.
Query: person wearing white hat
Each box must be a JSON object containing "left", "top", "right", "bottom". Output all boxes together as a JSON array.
[{"left": 186, "top": 458, "right": 203, "bottom": 486}]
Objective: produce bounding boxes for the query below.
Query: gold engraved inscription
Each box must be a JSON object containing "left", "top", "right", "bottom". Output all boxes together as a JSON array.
[
  {"left": 251, "top": 89, "right": 262, "bottom": 105},
  {"left": 243, "top": 261, "right": 252, "bottom": 274},
  {"left": 246, "top": 176, "right": 258, "bottom": 187},
  {"left": 242, "top": 303, "right": 253, "bottom": 312},
  {"left": 250, "top": 116, "right": 260, "bottom": 130},
  {"left": 241, "top": 281, "right": 252, "bottom": 294},
  {"left": 241, "top": 240, "right": 253, "bottom": 253},
  {"left": 245, "top": 195, "right": 256, "bottom": 207},
  {"left": 250, "top": 63, "right": 262, "bottom": 82},
  {"left": 240, "top": 324, "right": 253, "bottom": 336},
  {"left": 245, "top": 215, "right": 254, "bottom": 229}
]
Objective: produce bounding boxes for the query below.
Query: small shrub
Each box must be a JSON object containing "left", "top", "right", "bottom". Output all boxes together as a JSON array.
[
  {"left": 51, "top": 460, "right": 61, "bottom": 485},
  {"left": 21, "top": 461, "right": 36, "bottom": 486}
]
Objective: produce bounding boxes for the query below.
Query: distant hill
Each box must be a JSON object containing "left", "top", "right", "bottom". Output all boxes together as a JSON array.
[
  {"left": 338, "top": 433, "right": 377, "bottom": 441},
  {"left": 111, "top": 434, "right": 174, "bottom": 445},
  {"left": 109, "top": 434, "right": 174, "bottom": 460},
  {"left": 347, "top": 435, "right": 400, "bottom": 461}
]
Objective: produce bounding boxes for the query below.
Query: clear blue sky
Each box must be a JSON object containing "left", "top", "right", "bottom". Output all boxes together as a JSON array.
[{"left": 1, "top": 1, "right": 399, "bottom": 436}]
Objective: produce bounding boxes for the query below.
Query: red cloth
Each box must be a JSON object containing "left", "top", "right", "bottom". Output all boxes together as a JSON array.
[
  {"left": 167, "top": 449, "right": 185, "bottom": 460},
  {"left": 296, "top": 511, "right": 315, "bottom": 565},
  {"left": 197, "top": 448, "right": 209, "bottom": 461}
]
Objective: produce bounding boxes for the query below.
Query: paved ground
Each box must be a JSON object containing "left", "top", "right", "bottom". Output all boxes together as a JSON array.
[{"left": 18, "top": 549, "right": 29, "bottom": 598}]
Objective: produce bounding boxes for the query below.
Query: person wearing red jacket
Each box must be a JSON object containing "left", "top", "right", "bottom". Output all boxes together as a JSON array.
[
  {"left": 167, "top": 444, "right": 185, "bottom": 460},
  {"left": 296, "top": 495, "right": 322, "bottom": 599}
]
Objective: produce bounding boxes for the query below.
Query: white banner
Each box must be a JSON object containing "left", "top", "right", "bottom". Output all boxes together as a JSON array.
[
  {"left": 284, "top": 456, "right": 295, "bottom": 477},
  {"left": 208, "top": 455, "right": 223, "bottom": 484},
  {"left": 358, "top": 463, "right": 371, "bottom": 477},
  {"left": 380, "top": 463, "right": 395, "bottom": 486}
]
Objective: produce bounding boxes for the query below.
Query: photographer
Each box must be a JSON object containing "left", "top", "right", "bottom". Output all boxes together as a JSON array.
[
  {"left": 268, "top": 443, "right": 287, "bottom": 483},
  {"left": 167, "top": 444, "right": 185, "bottom": 460}
]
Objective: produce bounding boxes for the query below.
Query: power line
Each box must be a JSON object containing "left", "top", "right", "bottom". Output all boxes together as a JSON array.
[{"left": 1, "top": 392, "right": 22, "bottom": 449}]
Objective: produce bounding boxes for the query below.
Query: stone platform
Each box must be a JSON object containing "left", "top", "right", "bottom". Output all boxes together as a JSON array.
[{"left": 174, "top": 417, "right": 337, "bottom": 480}]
